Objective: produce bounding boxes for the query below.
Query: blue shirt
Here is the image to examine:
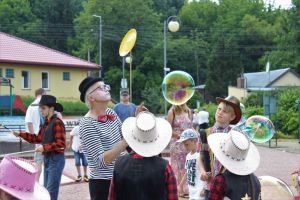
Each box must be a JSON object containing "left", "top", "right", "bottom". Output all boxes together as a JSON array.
[{"left": 114, "top": 102, "right": 136, "bottom": 122}]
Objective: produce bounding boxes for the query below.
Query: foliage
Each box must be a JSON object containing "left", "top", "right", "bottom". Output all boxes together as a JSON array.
[
  {"left": 1, "top": 0, "right": 300, "bottom": 115},
  {"left": 245, "top": 106, "right": 264, "bottom": 118},
  {"left": 271, "top": 88, "right": 300, "bottom": 137}
]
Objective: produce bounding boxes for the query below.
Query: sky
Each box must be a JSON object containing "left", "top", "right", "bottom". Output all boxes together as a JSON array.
[
  {"left": 188, "top": 0, "right": 293, "bottom": 9},
  {"left": 265, "top": 0, "right": 292, "bottom": 9}
]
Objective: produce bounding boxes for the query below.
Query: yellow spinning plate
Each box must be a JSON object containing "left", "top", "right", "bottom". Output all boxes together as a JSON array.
[{"left": 119, "top": 29, "right": 137, "bottom": 56}]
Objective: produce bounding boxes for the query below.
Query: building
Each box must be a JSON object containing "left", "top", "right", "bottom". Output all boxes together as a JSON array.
[
  {"left": 228, "top": 68, "right": 300, "bottom": 100},
  {"left": 0, "top": 32, "right": 99, "bottom": 100}
]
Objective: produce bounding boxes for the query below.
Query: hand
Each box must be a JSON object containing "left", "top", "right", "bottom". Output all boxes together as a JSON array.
[
  {"left": 12, "top": 131, "right": 20, "bottom": 137},
  {"left": 177, "top": 184, "right": 183, "bottom": 195},
  {"left": 135, "top": 102, "right": 149, "bottom": 115},
  {"left": 201, "top": 171, "right": 211, "bottom": 181},
  {"left": 35, "top": 145, "right": 44, "bottom": 153},
  {"left": 200, "top": 189, "right": 205, "bottom": 197}
]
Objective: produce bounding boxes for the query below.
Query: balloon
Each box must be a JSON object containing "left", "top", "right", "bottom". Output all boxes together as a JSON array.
[
  {"left": 162, "top": 71, "right": 195, "bottom": 105},
  {"left": 245, "top": 115, "right": 275, "bottom": 143},
  {"left": 259, "top": 176, "right": 294, "bottom": 200}
]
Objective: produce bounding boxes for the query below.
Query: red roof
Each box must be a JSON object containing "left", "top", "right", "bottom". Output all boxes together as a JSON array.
[{"left": 0, "top": 32, "right": 99, "bottom": 69}]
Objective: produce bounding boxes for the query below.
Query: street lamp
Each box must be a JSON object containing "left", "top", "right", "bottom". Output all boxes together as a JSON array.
[
  {"left": 92, "top": 14, "right": 102, "bottom": 78},
  {"left": 163, "top": 16, "right": 180, "bottom": 115}
]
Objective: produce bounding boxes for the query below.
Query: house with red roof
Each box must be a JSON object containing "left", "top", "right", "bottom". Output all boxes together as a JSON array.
[{"left": 0, "top": 32, "right": 99, "bottom": 100}]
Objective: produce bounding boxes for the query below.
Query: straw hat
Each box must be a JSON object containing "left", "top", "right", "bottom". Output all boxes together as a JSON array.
[
  {"left": 122, "top": 111, "right": 172, "bottom": 157},
  {"left": 208, "top": 130, "right": 260, "bottom": 175},
  {"left": 0, "top": 156, "right": 50, "bottom": 200}
]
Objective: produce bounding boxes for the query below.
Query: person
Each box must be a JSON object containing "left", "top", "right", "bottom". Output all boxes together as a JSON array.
[
  {"left": 207, "top": 130, "right": 261, "bottom": 200},
  {"left": 108, "top": 111, "right": 178, "bottom": 200},
  {"left": 68, "top": 125, "right": 89, "bottom": 182},
  {"left": 12, "top": 95, "right": 66, "bottom": 200},
  {"left": 177, "top": 129, "right": 205, "bottom": 200},
  {"left": 113, "top": 89, "right": 136, "bottom": 122},
  {"left": 199, "top": 96, "right": 241, "bottom": 199},
  {"left": 198, "top": 108, "right": 209, "bottom": 130},
  {"left": 167, "top": 103, "right": 193, "bottom": 196},
  {"left": 78, "top": 77, "right": 128, "bottom": 200},
  {"left": 0, "top": 155, "right": 50, "bottom": 200},
  {"left": 25, "top": 88, "right": 46, "bottom": 181}
]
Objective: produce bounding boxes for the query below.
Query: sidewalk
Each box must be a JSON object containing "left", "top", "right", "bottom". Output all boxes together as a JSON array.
[{"left": 256, "top": 139, "right": 300, "bottom": 154}]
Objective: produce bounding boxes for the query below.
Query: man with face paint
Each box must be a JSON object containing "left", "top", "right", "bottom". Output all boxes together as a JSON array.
[
  {"left": 12, "top": 95, "right": 66, "bottom": 200},
  {"left": 78, "top": 77, "right": 128, "bottom": 200}
]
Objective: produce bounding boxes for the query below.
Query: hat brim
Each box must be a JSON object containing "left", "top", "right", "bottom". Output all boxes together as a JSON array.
[
  {"left": 208, "top": 133, "right": 260, "bottom": 176},
  {"left": 216, "top": 97, "right": 241, "bottom": 124},
  {"left": 80, "top": 78, "right": 102, "bottom": 102},
  {"left": 0, "top": 181, "right": 50, "bottom": 200},
  {"left": 39, "top": 103, "right": 63, "bottom": 112},
  {"left": 122, "top": 117, "right": 172, "bottom": 157}
]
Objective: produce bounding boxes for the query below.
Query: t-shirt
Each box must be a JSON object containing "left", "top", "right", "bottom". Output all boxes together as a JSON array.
[
  {"left": 185, "top": 152, "right": 205, "bottom": 200},
  {"left": 70, "top": 126, "right": 82, "bottom": 152},
  {"left": 114, "top": 102, "right": 136, "bottom": 122},
  {"left": 198, "top": 111, "right": 209, "bottom": 125},
  {"left": 25, "top": 98, "right": 41, "bottom": 134}
]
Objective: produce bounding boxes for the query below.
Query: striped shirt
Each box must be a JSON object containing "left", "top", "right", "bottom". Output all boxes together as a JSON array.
[{"left": 79, "top": 108, "right": 122, "bottom": 179}]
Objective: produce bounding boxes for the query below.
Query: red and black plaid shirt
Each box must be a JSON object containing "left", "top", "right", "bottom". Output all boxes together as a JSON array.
[
  {"left": 20, "top": 114, "right": 66, "bottom": 155},
  {"left": 208, "top": 175, "right": 227, "bottom": 200},
  {"left": 108, "top": 153, "right": 178, "bottom": 200}
]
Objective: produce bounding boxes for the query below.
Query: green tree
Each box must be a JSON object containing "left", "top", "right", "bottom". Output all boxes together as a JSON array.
[
  {"left": 29, "top": 0, "right": 85, "bottom": 52},
  {"left": 0, "top": 0, "right": 43, "bottom": 43}
]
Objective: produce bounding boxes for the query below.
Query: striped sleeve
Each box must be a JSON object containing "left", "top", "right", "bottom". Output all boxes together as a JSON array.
[{"left": 79, "top": 118, "right": 106, "bottom": 169}]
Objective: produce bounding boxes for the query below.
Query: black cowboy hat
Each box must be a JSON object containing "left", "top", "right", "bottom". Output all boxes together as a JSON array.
[
  {"left": 216, "top": 96, "right": 241, "bottom": 125},
  {"left": 39, "top": 95, "right": 63, "bottom": 112},
  {"left": 79, "top": 77, "right": 102, "bottom": 102}
]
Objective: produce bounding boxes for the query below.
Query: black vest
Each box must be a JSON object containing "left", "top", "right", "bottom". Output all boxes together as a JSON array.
[
  {"left": 220, "top": 171, "right": 261, "bottom": 200},
  {"left": 41, "top": 116, "right": 58, "bottom": 145},
  {"left": 113, "top": 154, "right": 168, "bottom": 200}
]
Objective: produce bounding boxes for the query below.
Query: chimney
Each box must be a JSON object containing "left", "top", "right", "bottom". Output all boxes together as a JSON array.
[{"left": 237, "top": 72, "right": 245, "bottom": 88}]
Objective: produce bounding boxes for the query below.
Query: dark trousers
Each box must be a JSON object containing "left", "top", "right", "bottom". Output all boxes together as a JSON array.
[{"left": 89, "top": 179, "right": 111, "bottom": 200}]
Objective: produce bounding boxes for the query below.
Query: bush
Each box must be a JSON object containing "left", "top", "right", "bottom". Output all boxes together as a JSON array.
[
  {"left": 203, "top": 103, "right": 217, "bottom": 127},
  {"left": 245, "top": 106, "right": 264, "bottom": 118}
]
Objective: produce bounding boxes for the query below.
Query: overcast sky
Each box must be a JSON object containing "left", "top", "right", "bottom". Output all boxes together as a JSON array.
[{"left": 188, "top": 0, "right": 293, "bottom": 9}]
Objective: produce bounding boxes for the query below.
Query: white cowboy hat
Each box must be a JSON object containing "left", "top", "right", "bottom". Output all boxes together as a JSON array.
[
  {"left": 208, "top": 130, "right": 260, "bottom": 176},
  {"left": 122, "top": 111, "right": 172, "bottom": 157}
]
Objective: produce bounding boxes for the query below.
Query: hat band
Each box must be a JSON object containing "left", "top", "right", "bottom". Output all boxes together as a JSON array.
[
  {"left": 132, "top": 133, "right": 159, "bottom": 143},
  {"left": 0, "top": 180, "right": 33, "bottom": 193},
  {"left": 220, "top": 140, "right": 246, "bottom": 161}
]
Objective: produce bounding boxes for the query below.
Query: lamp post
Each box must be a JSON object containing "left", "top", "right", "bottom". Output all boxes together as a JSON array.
[
  {"left": 92, "top": 14, "right": 102, "bottom": 78},
  {"left": 126, "top": 55, "right": 133, "bottom": 103},
  {"left": 163, "top": 16, "right": 180, "bottom": 115}
]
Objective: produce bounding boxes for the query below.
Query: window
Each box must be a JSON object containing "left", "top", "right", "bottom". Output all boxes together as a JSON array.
[
  {"left": 6, "top": 68, "right": 14, "bottom": 78},
  {"left": 21, "top": 71, "right": 30, "bottom": 89},
  {"left": 42, "top": 72, "right": 49, "bottom": 89},
  {"left": 63, "top": 72, "right": 70, "bottom": 81},
  {"left": 0, "top": 68, "right": 2, "bottom": 77}
]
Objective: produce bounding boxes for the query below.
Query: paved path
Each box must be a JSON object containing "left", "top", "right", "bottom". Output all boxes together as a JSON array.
[{"left": 58, "top": 142, "right": 300, "bottom": 200}]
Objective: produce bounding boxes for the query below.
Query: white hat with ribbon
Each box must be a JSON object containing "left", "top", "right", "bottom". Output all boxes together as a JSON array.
[
  {"left": 208, "top": 130, "right": 260, "bottom": 175},
  {"left": 122, "top": 111, "right": 172, "bottom": 157}
]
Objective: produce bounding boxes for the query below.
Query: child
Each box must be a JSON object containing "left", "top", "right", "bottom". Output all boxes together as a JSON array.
[
  {"left": 69, "top": 125, "right": 89, "bottom": 182},
  {"left": 199, "top": 96, "right": 241, "bottom": 199},
  {"left": 177, "top": 129, "right": 205, "bottom": 200},
  {"left": 12, "top": 95, "right": 66, "bottom": 200}
]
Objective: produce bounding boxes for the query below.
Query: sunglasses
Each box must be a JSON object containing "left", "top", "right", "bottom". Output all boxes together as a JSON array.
[{"left": 89, "top": 84, "right": 111, "bottom": 95}]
